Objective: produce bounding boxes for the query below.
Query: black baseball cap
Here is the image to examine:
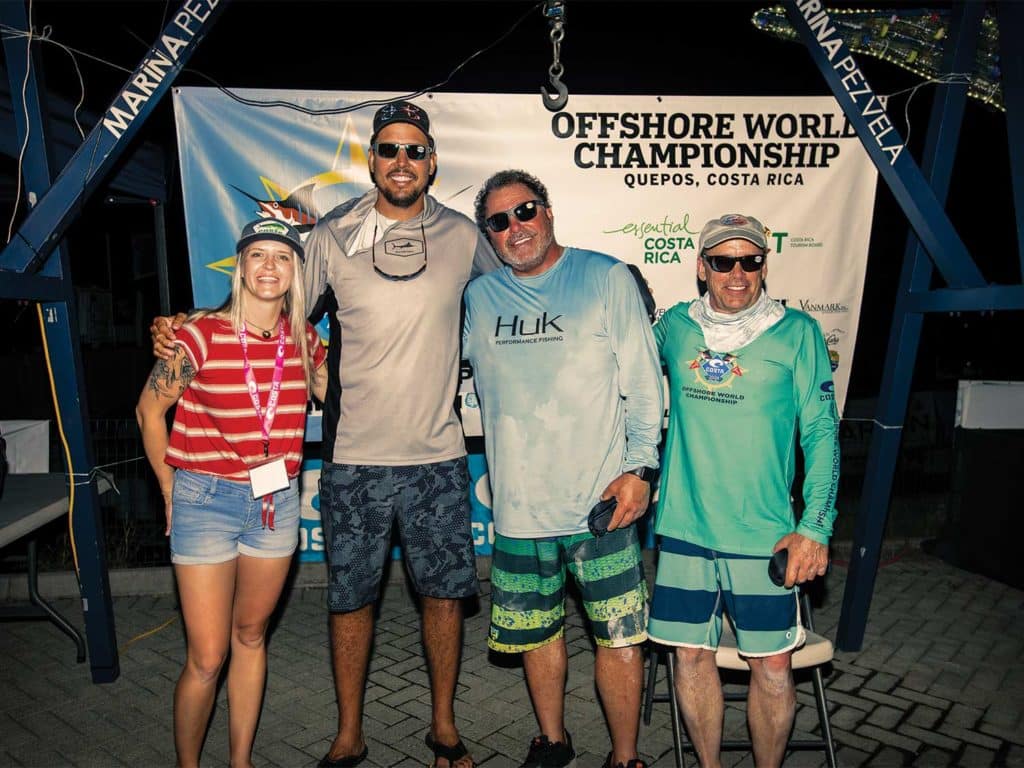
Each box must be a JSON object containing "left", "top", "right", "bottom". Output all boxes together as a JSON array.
[
  {"left": 371, "top": 100, "right": 434, "bottom": 146},
  {"left": 236, "top": 218, "right": 304, "bottom": 260}
]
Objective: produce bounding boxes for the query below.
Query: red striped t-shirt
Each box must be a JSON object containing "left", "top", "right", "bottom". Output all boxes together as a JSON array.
[{"left": 165, "top": 315, "right": 326, "bottom": 480}]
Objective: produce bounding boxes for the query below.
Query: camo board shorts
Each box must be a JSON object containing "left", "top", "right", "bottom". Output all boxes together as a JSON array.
[{"left": 319, "top": 458, "right": 479, "bottom": 612}]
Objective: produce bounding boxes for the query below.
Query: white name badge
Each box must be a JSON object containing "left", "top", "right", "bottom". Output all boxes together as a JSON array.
[{"left": 248, "top": 456, "right": 289, "bottom": 499}]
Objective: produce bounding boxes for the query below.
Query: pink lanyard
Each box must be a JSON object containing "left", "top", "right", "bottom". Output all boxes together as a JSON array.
[{"left": 239, "top": 319, "right": 287, "bottom": 528}]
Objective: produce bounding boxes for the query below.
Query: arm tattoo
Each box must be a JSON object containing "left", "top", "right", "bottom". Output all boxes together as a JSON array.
[{"left": 148, "top": 350, "right": 196, "bottom": 399}]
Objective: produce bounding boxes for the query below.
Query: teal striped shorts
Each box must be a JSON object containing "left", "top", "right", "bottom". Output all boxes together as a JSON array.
[
  {"left": 488, "top": 525, "right": 648, "bottom": 653},
  {"left": 647, "top": 537, "right": 804, "bottom": 656}
]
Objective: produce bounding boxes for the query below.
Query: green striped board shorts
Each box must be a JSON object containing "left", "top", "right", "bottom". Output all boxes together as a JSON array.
[
  {"left": 647, "top": 537, "right": 805, "bottom": 657},
  {"left": 488, "top": 524, "right": 649, "bottom": 654}
]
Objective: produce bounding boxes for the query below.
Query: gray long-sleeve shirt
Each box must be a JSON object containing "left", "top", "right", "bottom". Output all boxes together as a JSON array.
[{"left": 304, "top": 188, "right": 501, "bottom": 465}]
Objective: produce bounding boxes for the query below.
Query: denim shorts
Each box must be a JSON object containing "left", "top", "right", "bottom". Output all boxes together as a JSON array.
[
  {"left": 319, "top": 458, "right": 479, "bottom": 612},
  {"left": 170, "top": 470, "right": 300, "bottom": 565}
]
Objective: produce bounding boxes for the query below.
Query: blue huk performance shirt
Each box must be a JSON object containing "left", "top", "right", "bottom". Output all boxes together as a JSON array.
[{"left": 463, "top": 248, "right": 664, "bottom": 538}]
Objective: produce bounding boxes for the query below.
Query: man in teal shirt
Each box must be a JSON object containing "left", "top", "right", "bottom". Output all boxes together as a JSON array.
[
  {"left": 464, "top": 170, "right": 664, "bottom": 768},
  {"left": 647, "top": 213, "right": 840, "bottom": 768}
]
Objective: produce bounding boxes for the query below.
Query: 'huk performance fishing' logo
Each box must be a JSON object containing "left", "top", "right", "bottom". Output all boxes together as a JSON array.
[{"left": 690, "top": 348, "right": 744, "bottom": 390}]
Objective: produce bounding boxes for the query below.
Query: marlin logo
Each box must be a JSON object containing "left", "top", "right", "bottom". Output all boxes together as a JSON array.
[
  {"left": 385, "top": 238, "right": 424, "bottom": 257},
  {"left": 232, "top": 183, "right": 321, "bottom": 232}
]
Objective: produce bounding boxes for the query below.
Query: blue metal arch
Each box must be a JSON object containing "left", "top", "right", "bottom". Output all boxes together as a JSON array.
[
  {"left": 1, "top": 0, "right": 227, "bottom": 682},
  {"left": 782, "top": 0, "right": 1023, "bottom": 650}
]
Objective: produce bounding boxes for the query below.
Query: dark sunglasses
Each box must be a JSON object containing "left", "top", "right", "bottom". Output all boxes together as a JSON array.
[
  {"left": 484, "top": 199, "right": 546, "bottom": 233},
  {"left": 702, "top": 252, "right": 766, "bottom": 273},
  {"left": 373, "top": 142, "right": 432, "bottom": 161}
]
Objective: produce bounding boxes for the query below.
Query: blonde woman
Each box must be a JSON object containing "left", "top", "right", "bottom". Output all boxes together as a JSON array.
[{"left": 136, "top": 219, "right": 326, "bottom": 768}]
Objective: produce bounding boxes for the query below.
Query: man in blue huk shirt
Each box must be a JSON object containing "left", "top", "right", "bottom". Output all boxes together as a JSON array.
[{"left": 463, "top": 169, "right": 664, "bottom": 768}]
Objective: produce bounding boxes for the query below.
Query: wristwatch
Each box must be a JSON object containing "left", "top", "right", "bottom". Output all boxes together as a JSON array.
[{"left": 625, "top": 466, "right": 658, "bottom": 483}]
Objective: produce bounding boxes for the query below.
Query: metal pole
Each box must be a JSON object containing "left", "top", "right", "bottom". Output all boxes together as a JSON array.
[
  {"left": 1, "top": 0, "right": 119, "bottom": 682},
  {"left": 836, "top": 2, "right": 983, "bottom": 650},
  {"left": 153, "top": 201, "right": 170, "bottom": 315}
]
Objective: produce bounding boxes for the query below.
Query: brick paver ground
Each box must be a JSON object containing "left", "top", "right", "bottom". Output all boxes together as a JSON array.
[{"left": 1, "top": 546, "right": 1021, "bottom": 767}]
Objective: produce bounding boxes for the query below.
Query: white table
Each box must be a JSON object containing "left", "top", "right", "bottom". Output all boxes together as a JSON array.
[
  {"left": 0, "top": 419, "right": 49, "bottom": 474},
  {"left": 0, "top": 473, "right": 110, "bottom": 662}
]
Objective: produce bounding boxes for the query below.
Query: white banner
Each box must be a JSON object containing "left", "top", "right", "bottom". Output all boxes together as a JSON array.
[
  {"left": 174, "top": 89, "right": 877, "bottom": 557},
  {"left": 175, "top": 88, "right": 876, "bottom": 414}
]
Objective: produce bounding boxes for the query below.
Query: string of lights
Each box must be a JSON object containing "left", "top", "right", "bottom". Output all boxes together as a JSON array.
[{"left": 752, "top": 5, "right": 1005, "bottom": 112}]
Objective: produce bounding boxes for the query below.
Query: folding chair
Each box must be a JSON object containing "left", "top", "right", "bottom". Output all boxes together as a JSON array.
[{"left": 643, "top": 588, "right": 837, "bottom": 768}]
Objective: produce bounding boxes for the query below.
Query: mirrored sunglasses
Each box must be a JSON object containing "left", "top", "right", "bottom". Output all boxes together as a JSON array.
[
  {"left": 485, "top": 200, "right": 546, "bottom": 233},
  {"left": 373, "top": 142, "right": 432, "bottom": 161}
]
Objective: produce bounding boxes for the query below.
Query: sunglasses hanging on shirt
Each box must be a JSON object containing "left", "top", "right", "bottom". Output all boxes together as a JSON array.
[{"left": 372, "top": 217, "right": 428, "bottom": 281}]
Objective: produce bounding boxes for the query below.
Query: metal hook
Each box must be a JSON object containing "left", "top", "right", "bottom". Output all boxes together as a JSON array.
[
  {"left": 541, "top": 0, "right": 568, "bottom": 112},
  {"left": 541, "top": 67, "right": 568, "bottom": 112}
]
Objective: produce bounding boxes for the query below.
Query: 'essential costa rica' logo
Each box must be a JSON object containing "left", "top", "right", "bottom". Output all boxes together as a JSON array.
[{"left": 690, "top": 348, "right": 744, "bottom": 390}]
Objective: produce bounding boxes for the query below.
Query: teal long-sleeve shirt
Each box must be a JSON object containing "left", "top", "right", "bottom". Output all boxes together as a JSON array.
[
  {"left": 463, "top": 248, "right": 664, "bottom": 538},
  {"left": 654, "top": 302, "right": 840, "bottom": 555}
]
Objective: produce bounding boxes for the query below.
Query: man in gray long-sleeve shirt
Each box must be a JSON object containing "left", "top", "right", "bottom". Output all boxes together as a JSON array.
[{"left": 304, "top": 101, "right": 500, "bottom": 768}]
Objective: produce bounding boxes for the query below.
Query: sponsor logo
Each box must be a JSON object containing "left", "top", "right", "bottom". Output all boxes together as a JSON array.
[
  {"left": 799, "top": 299, "right": 849, "bottom": 313},
  {"left": 820, "top": 380, "right": 836, "bottom": 401},
  {"left": 690, "top": 348, "right": 744, "bottom": 390},
  {"left": 494, "top": 312, "right": 565, "bottom": 345},
  {"left": 603, "top": 215, "right": 698, "bottom": 265},
  {"left": 781, "top": 234, "right": 823, "bottom": 250},
  {"left": 823, "top": 327, "right": 846, "bottom": 346},
  {"left": 821, "top": 381, "right": 834, "bottom": 393},
  {"left": 767, "top": 232, "right": 827, "bottom": 251},
  {"left": 641, "top": 236, "right": 695, "bottom": 263}
]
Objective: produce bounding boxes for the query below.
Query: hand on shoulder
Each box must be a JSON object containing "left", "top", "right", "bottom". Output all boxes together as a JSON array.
[{"left": 151, "top": 312, "right": 189, "bottom": 360}]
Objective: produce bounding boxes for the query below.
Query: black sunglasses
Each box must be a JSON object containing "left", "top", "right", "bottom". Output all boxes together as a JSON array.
[
  {"left": 373, "top": 142, "right": 432, "bottom": 161},
  {"left": 702, "top": 252, "right": 766, "bottom": 273},
  {"left": 372, "top": 218, "right": 427, "bottom": 281},
  {"left": 484, "top": 200, "right": 546, "bottom": 233}
]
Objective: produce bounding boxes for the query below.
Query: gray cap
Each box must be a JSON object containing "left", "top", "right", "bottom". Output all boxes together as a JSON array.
[
  {"left": 236, "top": 218, "right": 304, "bottom": 260},
  {"left": 698, "top": 213, "right": 768, "bottom": 252}
]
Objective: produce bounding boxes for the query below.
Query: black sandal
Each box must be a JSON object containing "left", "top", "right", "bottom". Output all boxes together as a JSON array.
[
  {"left": 425, "top": 732, "right": 474, "bottom": 768},
  {"left": 318, "top": 743, "right": 368, "bottom": 768}
]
